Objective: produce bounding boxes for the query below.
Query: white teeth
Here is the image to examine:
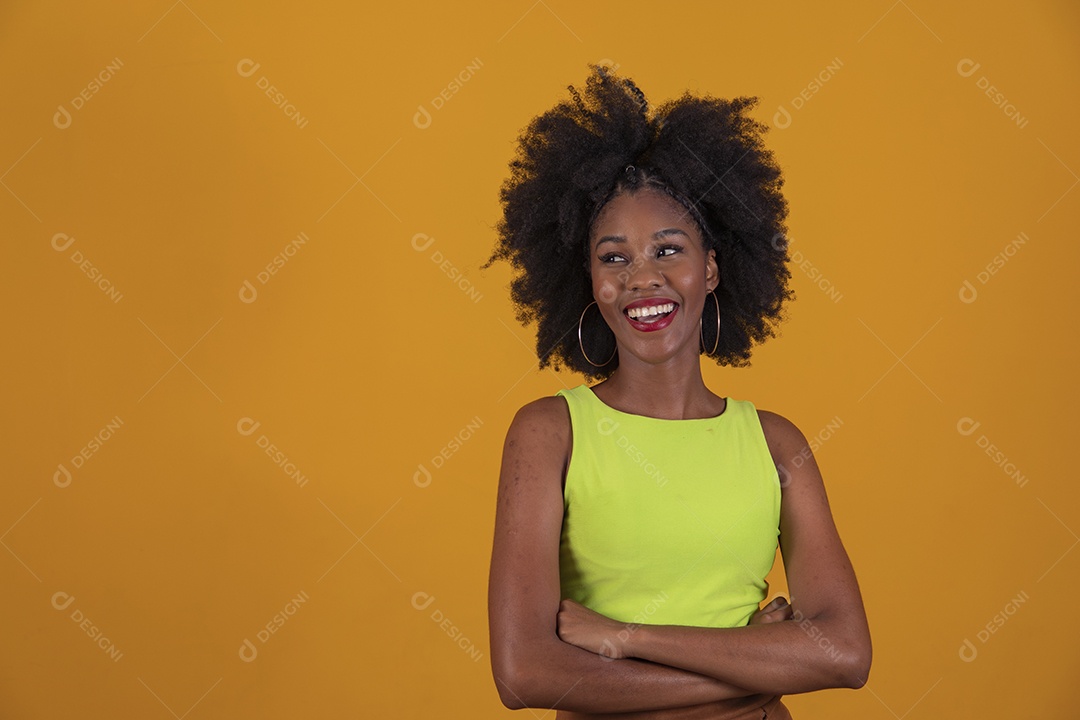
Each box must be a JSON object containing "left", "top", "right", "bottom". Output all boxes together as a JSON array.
[{"left": 626, "top": 302, "right": 676, "bottom": 319}]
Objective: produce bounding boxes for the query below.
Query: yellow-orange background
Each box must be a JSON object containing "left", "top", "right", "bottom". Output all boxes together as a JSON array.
[{"left": 2, "top": 1, "right": 1077, "bottom": 717}]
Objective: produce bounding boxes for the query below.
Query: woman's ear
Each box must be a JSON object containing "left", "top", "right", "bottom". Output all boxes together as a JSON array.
[{"left": 705, "top": 248, "right": 719, "bottom": 292}]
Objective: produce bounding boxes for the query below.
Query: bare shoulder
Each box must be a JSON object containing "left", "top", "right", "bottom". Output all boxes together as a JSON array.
[
  {"left": 507, "top": 395, "right": 571, "bottom": 446},
  {"left": 500, "top": 395, "right": 573, "bottom": 485},
  {"left": 754, "top": 407, "right": 809, "bottom": 463},
  {"left": 511, "top": 395, "right": 570, "bottom": 428}
]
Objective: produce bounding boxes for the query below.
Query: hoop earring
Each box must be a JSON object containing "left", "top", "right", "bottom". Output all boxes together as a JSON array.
[
  {"left": 578, "top": 302, "right": 616, "bottom": 367},
  {"left": 699, "top": 291, "right": 720, "bottom": 355}
]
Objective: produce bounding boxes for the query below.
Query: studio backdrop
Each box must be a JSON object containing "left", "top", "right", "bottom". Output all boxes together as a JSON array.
[{"left": 2, "top": 1, "right": 1077, "bottom": 717}]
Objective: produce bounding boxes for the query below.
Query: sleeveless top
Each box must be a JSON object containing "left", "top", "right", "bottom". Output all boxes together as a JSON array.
[{"left": 556, "top": 384, "right": 781, "bottom": 629}]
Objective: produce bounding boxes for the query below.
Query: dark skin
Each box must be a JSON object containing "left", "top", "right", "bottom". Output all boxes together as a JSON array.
[{"left": 487, "top": 189, "right": 871, "bottom": 717}]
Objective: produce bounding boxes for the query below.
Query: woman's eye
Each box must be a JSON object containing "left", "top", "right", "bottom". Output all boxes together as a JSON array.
[
  {"left": 600, "top": 254, "right": 625, "bottom": 264},
  {"left": 658, "top": 246, "right": 681, "bottom": 257}
]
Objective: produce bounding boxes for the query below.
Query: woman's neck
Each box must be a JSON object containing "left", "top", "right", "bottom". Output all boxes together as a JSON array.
[{"left": 590, "top": 353, "right": 725, "bottom": 420}]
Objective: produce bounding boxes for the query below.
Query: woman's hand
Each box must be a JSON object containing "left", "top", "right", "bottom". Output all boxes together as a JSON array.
[
  {"left": 557, "top": 596, "right": 794, "bottom": 661},
  {"left": 748, "top": 596, "right": 794, "bottom": 625},
  {"left": 556, "top": 599, "right": 632, "bottom": 659}
]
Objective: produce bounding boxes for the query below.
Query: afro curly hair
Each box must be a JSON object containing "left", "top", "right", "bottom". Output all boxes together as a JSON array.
[{"left": 486, "top": 64, "right": 794, "bottom": 379}]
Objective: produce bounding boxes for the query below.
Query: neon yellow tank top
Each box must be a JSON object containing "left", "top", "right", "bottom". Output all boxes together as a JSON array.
[{"left": 557, "top": 384, "right": 781, "bottom": 629}]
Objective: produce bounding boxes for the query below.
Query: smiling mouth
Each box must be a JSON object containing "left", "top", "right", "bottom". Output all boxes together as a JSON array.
[
  {"left": 625, "top": 302, "right": 676, "bottom": 320},
  {"left": 626, "top": 302, "right": 677, "bottom": 322},
  {"left": 624, "top": 302, "right": 679, "bottom": 330}
]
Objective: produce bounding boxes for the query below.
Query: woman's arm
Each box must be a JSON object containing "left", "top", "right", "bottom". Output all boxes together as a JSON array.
[
  {"left": 487, "top": 397, "right": 768, "bottom": 713},
  {"left": 556, "top": 410, "right": 872, "bottom": 695}
]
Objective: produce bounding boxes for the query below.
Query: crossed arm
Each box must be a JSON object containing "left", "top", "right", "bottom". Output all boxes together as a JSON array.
[{"left": 487, "top": 398, "right": 871, "bottom": 713}]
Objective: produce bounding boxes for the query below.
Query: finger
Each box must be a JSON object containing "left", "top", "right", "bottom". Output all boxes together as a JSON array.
[
  {"left": 765, "top": 601, "right": 795, "bottom": 623},
  {"left": 750, "top": 610, "right": 778, "bottom": 625},
  {"left": 756, "top": 598, "right": 793, "bottom": 624},
  {"left": 763, "top": 596, "right": 788, "bottom": 612}
]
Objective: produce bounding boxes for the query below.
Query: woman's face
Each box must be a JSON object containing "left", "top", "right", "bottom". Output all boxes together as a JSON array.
[{"left": 588, "top": 188, "right": 719, "bottom": 369}]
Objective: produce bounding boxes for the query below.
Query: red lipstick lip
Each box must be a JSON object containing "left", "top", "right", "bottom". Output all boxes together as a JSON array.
[{"left": 624, "top": 303, "right": 679, "bottom": 333}]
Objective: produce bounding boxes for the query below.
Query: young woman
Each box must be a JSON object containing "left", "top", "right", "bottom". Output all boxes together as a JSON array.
[{"left": 486, "top": 65, "right": 870, "bottom": 719}]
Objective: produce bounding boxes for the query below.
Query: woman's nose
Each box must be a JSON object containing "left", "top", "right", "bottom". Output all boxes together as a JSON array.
[{"left": 625, "top": 257, "right": 663, "bottom": 290}]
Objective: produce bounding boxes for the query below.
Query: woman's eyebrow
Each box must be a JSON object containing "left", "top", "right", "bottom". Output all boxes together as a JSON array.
[
  {"left": 595, "top": 235, "right": 625, "bottom": 249},
  {"left": 655, "top": 228, "right": 690, "bottom": 240},
  {"left": 596, "top": 228, "right": 689, "bottom": 249}
]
